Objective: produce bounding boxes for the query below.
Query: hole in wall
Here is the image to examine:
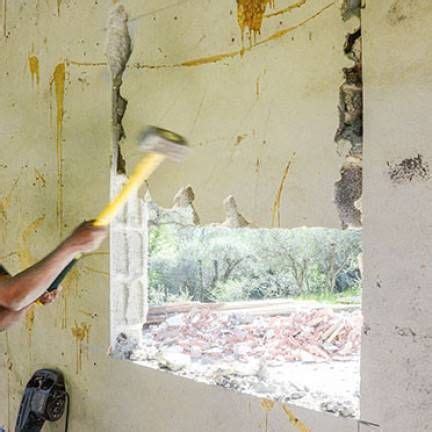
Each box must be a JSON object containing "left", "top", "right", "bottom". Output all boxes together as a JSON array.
[
  {"left": 110, "top": 188, "right": 362, "bottom": 418},
  {"left": 106, "top": 0, "right": 364, "bottom": 419}
]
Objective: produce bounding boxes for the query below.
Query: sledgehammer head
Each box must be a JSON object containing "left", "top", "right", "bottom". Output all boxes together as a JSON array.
[{"left": 138, "top": 126, "right": 190, "bottom": 162}]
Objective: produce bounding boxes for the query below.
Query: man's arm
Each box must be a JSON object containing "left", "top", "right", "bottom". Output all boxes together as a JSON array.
[
  {"left": 0, "top": 221, "right": 107, "bottom": 311},
  {"left": 0, "top": 305, "right": 30, "bottom": 330}
]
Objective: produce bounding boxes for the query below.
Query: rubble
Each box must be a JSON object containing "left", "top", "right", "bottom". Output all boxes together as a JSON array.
[{"left": 132, "top": 307, "right": 362, "bottom": 417}]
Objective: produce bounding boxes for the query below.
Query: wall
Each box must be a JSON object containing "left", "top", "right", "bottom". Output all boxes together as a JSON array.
[
  {"left": 361, "top": 0, "right": 432, "bottom": 430},
  {"left": 3, "top": 0, "right": 423, "bottom": 431}
]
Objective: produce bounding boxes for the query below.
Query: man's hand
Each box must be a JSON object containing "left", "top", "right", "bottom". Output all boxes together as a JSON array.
[
  {"left": 38, "top": 286, "right": 62, "bottom": 305},
  {"left": 64, "top": 221, "right": 108, "bottom": 254}
]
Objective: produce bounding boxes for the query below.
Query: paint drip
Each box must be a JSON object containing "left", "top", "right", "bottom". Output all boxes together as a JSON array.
[
  {"left": 282, "top": 405, "right": 311, "bottom": 432},
  {"left": 71, "top": 322, "right": 91, "bottom": 374},
  {"left": 237, "top": 0, "right": 275, "bottom": 43},
  {"left": 50, "top": 63, "right": 66, "bottom": 235},
  {"left": 28, "top": 55, "right": 40, "bottom": 86},
  {"left": 272, "top": 155, "right": 295, "bottom": 227}
]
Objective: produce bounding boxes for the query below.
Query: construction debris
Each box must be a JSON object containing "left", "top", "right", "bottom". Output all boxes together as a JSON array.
[{"left": 130, "top": 306, "right": 362, "bottom": 417}]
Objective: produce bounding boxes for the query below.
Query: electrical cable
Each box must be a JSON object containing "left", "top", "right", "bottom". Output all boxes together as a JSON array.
[{"left": 64, "top": 392, "right": 70, "bottom": 432}]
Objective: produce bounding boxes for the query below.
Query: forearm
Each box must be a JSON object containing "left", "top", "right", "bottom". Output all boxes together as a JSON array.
[
  {"left": 0, "top": 240, "right": 79, "bottom": 310},
  {"left": 0, "top": 305, "right": 29, "bottom": 331}
]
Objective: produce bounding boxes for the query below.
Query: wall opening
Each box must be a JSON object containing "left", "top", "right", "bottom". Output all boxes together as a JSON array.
[
  {"left": 110, "top": 187, "right": 362, "bottom": 418},
  {"left": 106, "top": 0, "right": 364, "bottom": 420}
]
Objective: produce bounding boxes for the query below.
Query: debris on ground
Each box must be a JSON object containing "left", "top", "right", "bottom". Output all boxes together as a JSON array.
[{"left": 130, "top": 306, "right": 362, "bottom": 417}]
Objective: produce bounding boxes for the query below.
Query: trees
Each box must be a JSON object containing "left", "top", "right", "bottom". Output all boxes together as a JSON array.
[{"left": 148, "top": 225, "right": 362, "bottom": 305}]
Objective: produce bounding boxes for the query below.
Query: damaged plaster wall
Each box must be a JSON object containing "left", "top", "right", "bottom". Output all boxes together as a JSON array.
[
  {"left": 121, "top": 0, "right": 356, "bottom": 229},
  {"left": 361, "top": 1, "right": 432, "bottom": 431},
  {"left": 334, "top": 6, "right": 362, "bottom": 229},
  {"left": 0, "top": 1, "right": 360, "bottom": 430}
]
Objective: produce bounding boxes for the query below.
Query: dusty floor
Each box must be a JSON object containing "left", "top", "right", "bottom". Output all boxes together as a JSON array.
[{"left": 131, "top": 305, "right": 361, "bottom": 417}]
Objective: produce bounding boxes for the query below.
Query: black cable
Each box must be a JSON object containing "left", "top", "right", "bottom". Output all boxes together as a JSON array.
[{"left": 64, "top": 392, "right": 70, "bottom": 432}]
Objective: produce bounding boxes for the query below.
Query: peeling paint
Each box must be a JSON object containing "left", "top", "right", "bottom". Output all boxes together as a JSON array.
[
  {"left": 28, "top": 55, "right": 40, "bottom": 86},
  {"left": 272, "top": 155, "right": 295, "bottom": 227},
  {"left": 265, "top": 0, "right": 307, "bottom": 18},
  {"left": 282, "top": 405, "right": 311, "bottom": 432},
  {"left": 134, "top": 2, "right": 336, "bottom": 69},
  {"left": 71, "top": 321, "right": 91, "bottom": 373},
  {"left": 50, "top": 63, "right": 66, "bottom": 235}
]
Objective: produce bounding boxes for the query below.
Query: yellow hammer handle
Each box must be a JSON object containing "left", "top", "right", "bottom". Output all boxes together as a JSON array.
[{"left": 94, "top": 152, "right": 166, "bottom": 227}]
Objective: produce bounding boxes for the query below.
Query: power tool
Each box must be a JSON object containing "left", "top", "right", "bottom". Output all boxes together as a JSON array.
[{"left": 15, "top": 369, "right": 69, "bottom": 432}]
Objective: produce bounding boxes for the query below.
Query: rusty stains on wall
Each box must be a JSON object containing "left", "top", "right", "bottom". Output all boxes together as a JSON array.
[
  {"left": 33, "top": 168, "right": 46, "bottom": 188},
  {"left": 134, "top": 2, "right": 336, "bottom": 70},
  {"left": 260, "top": 399, "right": 275, "bottom": 411},
  {"left": 28, "top": 55, "right": 40, "bottom": 86},
  {"left": 272, "top": 155, "right": 295, "bottom": 227},
  {"left": 0, "top": 177, "right": 19, "bottom": 241},
  {"left": 59, "top": 265, "right": 80, "bottom": 329},
  {"left": 16, "top": 215, "right": 45, "bottom": 344},
  {"left": 237, "top": 0, "right": 274, "bottom": 43},
  {"left": 282, "top": 405, "right": 311, "bottom": 432},
  {"left": 67, "top": 2, "right": 336, "bottom": 71},
  {"left": 50, "top": 63, "right": 66, "bottom": 235},
  {"left": 71, "top": 321, "right": 91, "bottom": 373},
  {"left": 260, "top": 399, "right": 275, "bottom": 432},
  {"left": 25, "top": 307, "right": 35, "bottom": 333}
]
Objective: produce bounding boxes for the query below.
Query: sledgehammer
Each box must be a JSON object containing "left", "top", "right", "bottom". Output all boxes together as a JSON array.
[{"left": 46, "top": 126, "right": 189, "bottom": 293}]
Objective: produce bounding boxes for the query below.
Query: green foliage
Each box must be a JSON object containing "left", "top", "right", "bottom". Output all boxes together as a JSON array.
[{"left": 148, "top": 225, "right": 362, "bottom": 305}]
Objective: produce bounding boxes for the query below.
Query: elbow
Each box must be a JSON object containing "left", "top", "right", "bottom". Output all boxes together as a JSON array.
[
  {"left": 0, "top": 298, "right": 24, "bottom": 312},
  {"left": 0, "top": 291, "right": 26, "bottom": 311},
  {"left": 0, "top": 279, "right": 28, "bottom": 311},
  {"left": 0, "top": 306, "right": 28, "bottom": 331}
]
